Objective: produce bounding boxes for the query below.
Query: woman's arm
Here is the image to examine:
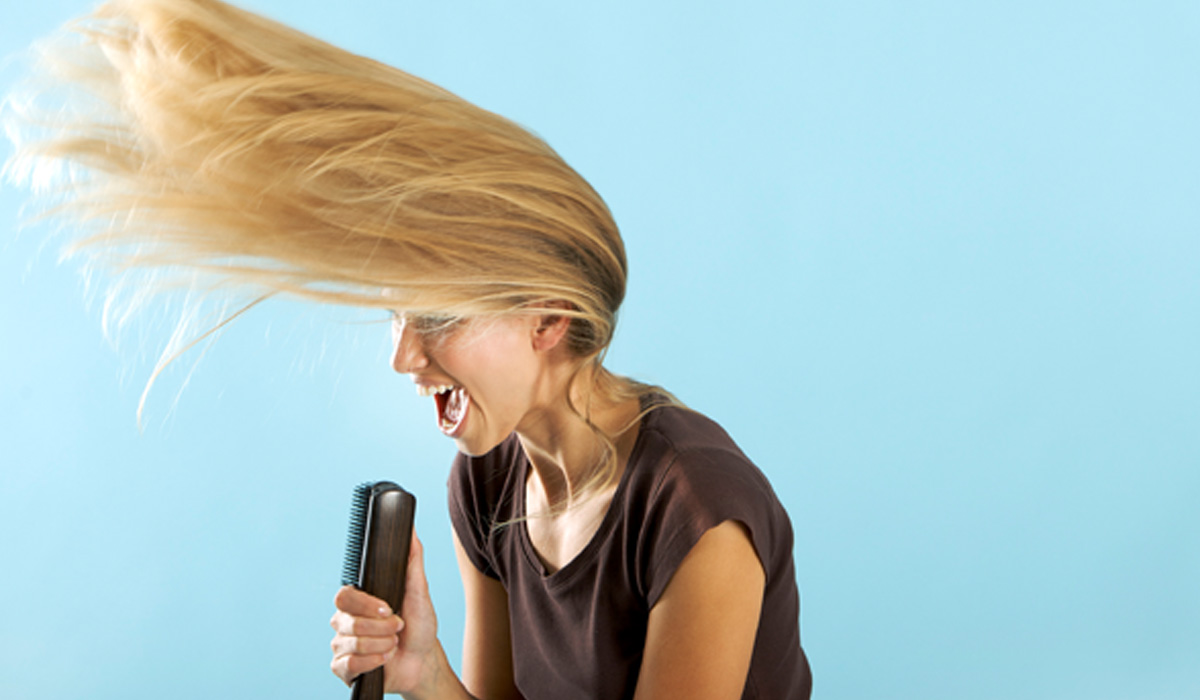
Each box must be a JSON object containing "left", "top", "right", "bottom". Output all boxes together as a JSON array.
[
  {"left": 633, "top": 520, "right": 766, "bottom": 700},
  {"left": 453, "top": 532, "right": 524, "bottom": 700}
]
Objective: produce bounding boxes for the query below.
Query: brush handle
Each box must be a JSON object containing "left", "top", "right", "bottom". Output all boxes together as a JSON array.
[
  {"left": 350, "top": 667, "right": 387, "bottom": 700},
  {"left": 351, "top": 484, "right": 417, "bottom": 700}
]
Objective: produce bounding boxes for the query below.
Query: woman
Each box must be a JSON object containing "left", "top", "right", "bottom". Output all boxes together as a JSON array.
[{"left": 7, "top": 0, "right": 811, "bottom": 697}]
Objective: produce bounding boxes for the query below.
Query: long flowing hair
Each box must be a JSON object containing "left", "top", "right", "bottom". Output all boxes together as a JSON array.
[{"left": 5, "top": 0, "right": 671, "bottom": 501}]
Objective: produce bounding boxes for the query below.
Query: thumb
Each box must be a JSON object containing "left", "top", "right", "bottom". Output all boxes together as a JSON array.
[{"left": 405, "top": 531, "right": 429, "bottom": 601}]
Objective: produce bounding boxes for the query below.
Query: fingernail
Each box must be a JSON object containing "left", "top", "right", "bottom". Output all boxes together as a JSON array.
[{"left": 378, "top": 605, "right": 391, "bottom": 617}]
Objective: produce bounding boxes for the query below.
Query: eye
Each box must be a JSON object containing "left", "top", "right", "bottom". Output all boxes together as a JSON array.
[
  {"left": 408, "top": 313, "right": 460, "bottom": 335},
  {"left": 388, "top": 310, "right": 463, "bottom": 339}
]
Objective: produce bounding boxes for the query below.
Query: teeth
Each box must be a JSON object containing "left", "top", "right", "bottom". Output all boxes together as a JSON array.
[{"left": 416, "top": 384, "right": 455, "bottom": 397}]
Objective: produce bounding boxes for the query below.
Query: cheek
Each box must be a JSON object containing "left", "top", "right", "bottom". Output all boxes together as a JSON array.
[
  {"left": 442, "top": 322, "right": 540, "bottom": 403},
  {"left": 471, "top": 351, "right": 539, "bottom": 409}
]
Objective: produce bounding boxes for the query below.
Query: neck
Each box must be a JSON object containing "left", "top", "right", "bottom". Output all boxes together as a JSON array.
[{"left": 516, "top": 364, "right": 640, "bottom": 510}]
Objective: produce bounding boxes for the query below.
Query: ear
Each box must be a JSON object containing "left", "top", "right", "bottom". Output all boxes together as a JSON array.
[{"left": 530, "top": 302, "right": 572, "bottom": 352}]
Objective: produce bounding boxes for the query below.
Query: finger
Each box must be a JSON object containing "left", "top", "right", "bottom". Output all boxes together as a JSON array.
[
  {"left": 330, "top": 631, "right": 398, "bottom": 657},
  {"left": 334, "top": 585, "right": 394, "bottom": 618},
  {"left": 330, "top": 609, "right": 404, "bottom": 637},
  {"left": 331, "top": 647, "right": 397, "bottom": 685}
]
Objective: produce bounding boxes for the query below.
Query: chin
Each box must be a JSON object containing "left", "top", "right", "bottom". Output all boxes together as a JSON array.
[
  {"left": 453, "top": 434, "right": 499, "bottom": 458},
  {"left": 450, "top": 417, "right": 516, "bottom": 457}
]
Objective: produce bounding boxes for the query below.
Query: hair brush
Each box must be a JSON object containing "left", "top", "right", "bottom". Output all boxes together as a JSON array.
[{"left": 342, "top": 481, "right": 417, "bottom": 700}]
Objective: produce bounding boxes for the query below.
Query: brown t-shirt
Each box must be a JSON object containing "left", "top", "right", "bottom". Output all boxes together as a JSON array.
[{"left": 448, "top": 404, "right": 812, "bottom": 699}]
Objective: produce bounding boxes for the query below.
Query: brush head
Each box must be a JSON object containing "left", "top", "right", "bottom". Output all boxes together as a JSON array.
[{"left": 341, "top": 482, "right": 373, "bottom": 586}]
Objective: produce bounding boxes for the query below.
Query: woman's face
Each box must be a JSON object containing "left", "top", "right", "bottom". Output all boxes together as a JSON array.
[{"left": 390, "top": 313, "right": 548, "bottom": 456}]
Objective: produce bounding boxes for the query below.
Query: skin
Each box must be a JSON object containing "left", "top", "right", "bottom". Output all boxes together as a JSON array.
[{"left": 329, "top": 311, "right": 766, "bottom": 699}]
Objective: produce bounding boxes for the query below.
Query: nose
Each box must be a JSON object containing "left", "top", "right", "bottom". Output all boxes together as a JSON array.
[{"left": 390, "top": 315, "right": 430, "bottom": 374}]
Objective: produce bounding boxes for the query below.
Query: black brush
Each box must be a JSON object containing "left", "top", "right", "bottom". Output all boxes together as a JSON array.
[{"left": 342, "top": 481, "right": 417, "bottom": 700}]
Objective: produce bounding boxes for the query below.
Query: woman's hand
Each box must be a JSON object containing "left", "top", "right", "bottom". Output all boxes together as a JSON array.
[{"left": 330, "top": 533, "right": 440, "bottom": 694}]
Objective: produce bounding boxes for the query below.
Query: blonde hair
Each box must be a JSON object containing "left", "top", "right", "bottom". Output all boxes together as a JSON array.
[{"left": 6, "top": 0, "right": 671, "bottom": 497}]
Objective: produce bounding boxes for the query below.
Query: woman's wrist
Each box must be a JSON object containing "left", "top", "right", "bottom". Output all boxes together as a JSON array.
[{"left": 399, "top": 640, "right": 475, "bottom": 700}]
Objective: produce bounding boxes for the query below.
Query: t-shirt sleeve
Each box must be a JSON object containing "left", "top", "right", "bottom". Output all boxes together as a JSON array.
[
  {"left": 447, "top": 451, "right": 501, "bottom": 580},
  {"left": 638, "top": 447, "right": 789, "bottom": 607}
]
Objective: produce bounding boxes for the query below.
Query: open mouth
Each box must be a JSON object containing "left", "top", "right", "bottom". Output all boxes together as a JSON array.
[{"left": 418, "top": 384, "right": 469, "bottom": 436}]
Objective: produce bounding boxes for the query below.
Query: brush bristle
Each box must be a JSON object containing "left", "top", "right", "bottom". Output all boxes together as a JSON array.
[{"left": 341, "top": 482, "right": 372, "bottom": 586}]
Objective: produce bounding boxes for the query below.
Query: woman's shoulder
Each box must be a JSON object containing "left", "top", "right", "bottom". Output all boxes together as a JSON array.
[
  {"left": 637, "top": 404, "right": 762, "bottom": 481},
  {"left": 626, "top": 403, "right": 796, "bottom": 605},
  {"left": 627, "top": 403, "right": 785, "bottom": 520}
]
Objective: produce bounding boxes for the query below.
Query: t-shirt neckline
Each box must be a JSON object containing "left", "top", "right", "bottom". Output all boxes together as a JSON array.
[{"left": 513, "top": 404, "right": 657, "bottom": 585}]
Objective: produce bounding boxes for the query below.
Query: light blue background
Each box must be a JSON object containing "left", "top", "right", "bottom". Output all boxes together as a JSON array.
[{"left": 2, "top": 1, "right": 1198, "bottom": 698}]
